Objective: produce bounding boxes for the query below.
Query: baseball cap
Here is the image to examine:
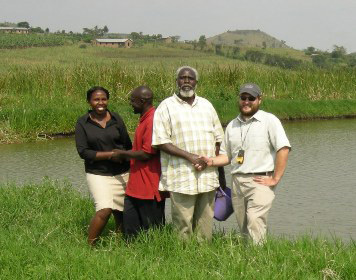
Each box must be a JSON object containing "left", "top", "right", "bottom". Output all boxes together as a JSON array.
[{"left": 239, "top": 83, "right": 262, "bottom": 97}]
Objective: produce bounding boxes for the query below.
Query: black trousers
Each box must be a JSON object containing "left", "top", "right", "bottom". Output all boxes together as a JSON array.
[{"left": 123, "top": 195, "right": 165, "bottom": 238}]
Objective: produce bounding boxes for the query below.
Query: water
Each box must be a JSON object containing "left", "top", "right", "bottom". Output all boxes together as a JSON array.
[{"left": 1, "top": 119, "right": 355, "bottom": 241}]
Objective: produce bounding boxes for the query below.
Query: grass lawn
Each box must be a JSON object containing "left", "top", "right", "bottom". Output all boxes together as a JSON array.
[{"left": 0, "top": 180, "right": 355, "bottom": 279}]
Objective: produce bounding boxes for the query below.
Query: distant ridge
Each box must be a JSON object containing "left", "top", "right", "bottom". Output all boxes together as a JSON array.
[{"left": 207, "top": 29, "right": 289, "bottom": 48}]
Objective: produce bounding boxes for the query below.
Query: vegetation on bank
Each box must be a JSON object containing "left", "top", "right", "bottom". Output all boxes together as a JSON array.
[
  {"left": 0, "top": 44, "right": 355, "bottom": 143},
  {"left": 0, "top": 33, "right": 81, "bottom": 49},
  {"left": 0, "top": 181, "right": 354, "bottom": 279}
]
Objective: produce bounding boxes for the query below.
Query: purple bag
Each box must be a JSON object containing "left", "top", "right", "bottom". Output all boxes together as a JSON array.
[{"left": 214, "top": 187, "right": 234, "bottom": 221}]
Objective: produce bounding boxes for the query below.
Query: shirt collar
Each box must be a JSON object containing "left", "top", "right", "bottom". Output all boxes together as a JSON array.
[
  {"left": 173, "top": 93, "right": 199, "bottom": 106},
  {"left": 85, "top": 110, "right": 118, "bottom": 122},
  {"left": 237, "top": 110, "right": 262, "bottom": 123},
  {"left": 140, "top": 106, "right": 155, "bottom": 123}
]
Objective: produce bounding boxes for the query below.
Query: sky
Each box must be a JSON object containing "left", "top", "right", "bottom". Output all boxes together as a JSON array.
[{"left": 1, "top": 0, "right": 356, "bottom": 53}]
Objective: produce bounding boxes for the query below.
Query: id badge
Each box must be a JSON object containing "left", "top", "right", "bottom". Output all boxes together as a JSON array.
[{"left": 236, "top": 149, "right": 244, "bottom": 164}]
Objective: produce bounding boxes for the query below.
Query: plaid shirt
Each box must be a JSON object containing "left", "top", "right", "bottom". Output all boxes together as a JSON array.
[{"left": 152, "top": 94, "right": 224, "bottom": 194}]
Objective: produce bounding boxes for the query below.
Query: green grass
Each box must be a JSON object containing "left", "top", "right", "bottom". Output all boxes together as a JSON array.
[
  {"left": 0, "top": 44, "right": 355, "bottom": 143},
  {"left": 0, "top": 44, "right": 225, "bottom": 71},
  {"left": 0, "top": 180, "right": 355, "bottom": 279},
  {"left": 0, "top": 33, "right": 78, "bottom": 49}
]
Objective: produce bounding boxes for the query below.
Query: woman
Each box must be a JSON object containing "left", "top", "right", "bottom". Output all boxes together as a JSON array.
[{"left": 75, "top": 86, "right": 132, "bottom": 245}]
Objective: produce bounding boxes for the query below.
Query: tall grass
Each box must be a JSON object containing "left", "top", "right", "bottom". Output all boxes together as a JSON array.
[
  {"left": 0, "top": 180, "right": 355, "bottom": 279},
  {"left": 0, "top": 45, "right": 355, "bottom": 142}
]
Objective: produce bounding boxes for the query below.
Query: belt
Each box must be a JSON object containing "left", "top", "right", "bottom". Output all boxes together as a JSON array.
[{"left": 243, "top": 171, "right": 273, "bottom": 176}]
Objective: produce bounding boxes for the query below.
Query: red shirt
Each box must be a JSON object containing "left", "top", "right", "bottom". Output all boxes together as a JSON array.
[{"left": 126, "top": 107, "right": 162, "bottom": 201}]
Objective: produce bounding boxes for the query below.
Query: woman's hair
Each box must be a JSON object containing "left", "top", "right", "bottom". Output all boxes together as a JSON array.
[{"left": 86, "top": 86, "right": 110, "bottom": 101}]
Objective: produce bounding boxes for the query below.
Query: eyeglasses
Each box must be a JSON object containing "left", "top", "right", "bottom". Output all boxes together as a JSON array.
[{"left": 240, "top": 96, "right": 256, "bottom": 102}]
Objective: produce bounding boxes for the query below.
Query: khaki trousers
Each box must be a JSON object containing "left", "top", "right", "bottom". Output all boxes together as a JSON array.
[
  {"left": 231, "top": 174, "right": 275, "bottom": 244},
  {"left": 170, "top": 191, "right": 216, "bottom": 241}
]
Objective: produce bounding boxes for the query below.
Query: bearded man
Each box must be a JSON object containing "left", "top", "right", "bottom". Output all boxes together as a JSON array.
[
  {"left": 200, "top": 83, "right": 291, "bottom": 244},
  {"left": 152, "top": 66, "right": 225, "bottom": 241}
]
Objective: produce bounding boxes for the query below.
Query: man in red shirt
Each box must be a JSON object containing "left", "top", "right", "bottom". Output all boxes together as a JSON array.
[{"left": 112, "top": 86, "right": 165, "bottom": 238}]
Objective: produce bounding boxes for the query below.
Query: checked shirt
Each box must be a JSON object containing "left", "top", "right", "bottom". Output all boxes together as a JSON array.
[{"left": 152, "top": 94, "right": 224, "bottom": 195}]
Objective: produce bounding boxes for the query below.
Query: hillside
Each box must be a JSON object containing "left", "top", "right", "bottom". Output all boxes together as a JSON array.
[{"left": 207, "top": 29, "right": 288, "bottom": 48}]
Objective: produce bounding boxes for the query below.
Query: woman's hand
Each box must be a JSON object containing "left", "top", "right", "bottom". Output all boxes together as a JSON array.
[{"left": 111, "top": 149, "right": 123, "bottom": 163}]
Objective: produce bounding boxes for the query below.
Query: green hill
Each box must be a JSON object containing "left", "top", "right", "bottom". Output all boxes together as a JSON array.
[{"left": 207, "top": 29, "right": 288, "bottom": 48}]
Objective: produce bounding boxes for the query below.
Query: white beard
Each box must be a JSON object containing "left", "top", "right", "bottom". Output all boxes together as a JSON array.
[{"left": 179, "top": 89, "right": 195, "bottom": 98}]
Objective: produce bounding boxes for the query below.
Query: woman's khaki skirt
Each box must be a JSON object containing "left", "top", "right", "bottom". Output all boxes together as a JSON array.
[{"left": 86, "top": 172, "right": 129, "bottom": 212}]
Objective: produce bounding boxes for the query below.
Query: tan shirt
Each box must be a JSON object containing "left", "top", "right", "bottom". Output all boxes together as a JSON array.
[
  {"left": 152, "top": 94, "right": 224, "bottom": 194},
  {"left": 220, "top": 110, "right": 291, "bottom": 174}
]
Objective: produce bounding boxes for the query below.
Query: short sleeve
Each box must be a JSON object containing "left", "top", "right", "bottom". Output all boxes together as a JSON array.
[
  {"left": 152, "top": 101, "right": 172, "bottom": 146},
  {"left": 268, "top": 115, "right": 291, "bottom": 151},
  {"left": 211, "top": 104, "right": 224, "bottom": 143},
  {"left": 142, "top": 116, "right": 157, "bottom": 154},
  {"left": 219, "top": 122, "right": 232, "bottom": 160}
]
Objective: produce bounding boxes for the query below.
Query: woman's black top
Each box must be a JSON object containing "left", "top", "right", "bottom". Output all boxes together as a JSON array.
[{"left": 75, "top": 110, "right": 132, "bottom": 176}]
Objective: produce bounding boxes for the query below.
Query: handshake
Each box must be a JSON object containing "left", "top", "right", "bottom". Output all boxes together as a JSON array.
[
  {"left": 192, "top": 155, "right": 214, "bottom": 171},
  {"left": 110, "top": 149, "right": 126, "bottom": 163}
]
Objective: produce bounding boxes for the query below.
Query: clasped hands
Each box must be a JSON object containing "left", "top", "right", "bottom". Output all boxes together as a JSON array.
[
  {"left": 111, "top": 149, "right": 125, "bottom": 163},
  {"left": 191, "top": 155, "right": 213, "bottom": 171}
]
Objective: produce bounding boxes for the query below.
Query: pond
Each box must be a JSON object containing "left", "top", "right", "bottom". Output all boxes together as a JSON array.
[{"left": 1, "top": 118, "right": 355, "bottom": 241}]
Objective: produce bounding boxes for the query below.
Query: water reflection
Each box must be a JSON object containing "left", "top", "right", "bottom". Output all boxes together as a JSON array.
[
  {"left": 0, "top": 138, "right": 86, "bottom": 189},
  {"left": 0, "top": 119, "right": 355, "bottom": 241}
]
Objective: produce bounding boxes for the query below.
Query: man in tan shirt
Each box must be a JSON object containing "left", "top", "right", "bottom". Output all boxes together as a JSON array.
[{"left": 200, "top": 83, "right": 291, "bottom": 244}]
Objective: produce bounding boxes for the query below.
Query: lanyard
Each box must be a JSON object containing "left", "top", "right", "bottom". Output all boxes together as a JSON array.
[{"left": 240, "top": 119, "right": 253, "bottom": 150}]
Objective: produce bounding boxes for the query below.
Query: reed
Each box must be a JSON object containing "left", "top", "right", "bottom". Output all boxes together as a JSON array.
[{"left": 0, "top": 45, "right": 355, "bottom": 143}]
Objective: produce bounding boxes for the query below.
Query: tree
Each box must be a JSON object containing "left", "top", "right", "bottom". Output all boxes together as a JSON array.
[
  {"left": 262, "top": 41, "right": 267, "bottom": 49},
  {"left": 171, "top": 36, "right": 180, "bottom": 43},
  {"left": 83, "top": 26, "right": 105, "bottom": 37},
  {"left": 331, "top": 45, "right": 347, "bottom": 59},
  {"left": 215, "top": 44, "right": 223, "bottom": 55},
  {"left": 304, "top": 46, "right": 316, "bottom": 55},
  {"left": 130, "top": 32, "right": 141, "bottom": 40},
  {"left": 31, "top": 26, "right": 44, "bottom": 33},
  {"left": 17, "top": 21, "right": 30, "bottom": 28},
  {"left": 234, "top": 39, "right": 243, "bottom": 46},
  {"left": 245, "top": 50, "right": 265, "bottom": 63},
  {"left": 45, "top": 27, "right": 49, "bottom": 33},
  {"left": 198, "top": 35, "right": 207, "bottom": 50},
  {"left": 347, "top": 54, "right": 356, "bottom": 67},
  {"left": 312, "top": 54, "right": 328, "bottom": 68},
  {"left": 0, "top": 22, "right": 17, "bottom": 27},
  {"left": 103, "top": 25, "right": 109, "bottom": 33},
  {"left": 232, "top": 47, "right": 240, "bottom": 57}
]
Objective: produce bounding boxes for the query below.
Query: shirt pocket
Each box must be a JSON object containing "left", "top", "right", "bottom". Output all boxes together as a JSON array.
[{"left": 246, "top": 135, "right": 269, "bottom": 151}]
